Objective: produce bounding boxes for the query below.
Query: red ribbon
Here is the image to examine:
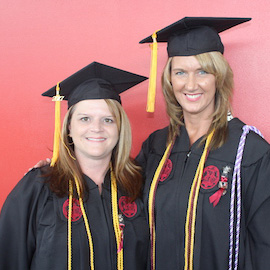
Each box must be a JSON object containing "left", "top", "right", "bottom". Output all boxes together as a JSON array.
[{"left": 209, "top": 189, "right": 224, "bottom": 207}]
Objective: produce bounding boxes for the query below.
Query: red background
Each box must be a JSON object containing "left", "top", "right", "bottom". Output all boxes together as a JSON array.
[{"left": 1, "top": 0, "right": 270, "bottom": 209}]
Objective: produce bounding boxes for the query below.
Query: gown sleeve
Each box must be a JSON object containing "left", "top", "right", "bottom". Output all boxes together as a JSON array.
[
  {"left": 244, "top": 149, "right": 270, "bottom": 269},
  {"left": 136, "top": 139, "right": 149, "bottom": 175},
  {"left": 0, "top": 168, "right": 49, "bottom": 270},
  {"left": 136, "top": 127, "right": 168, "bottom": 173}
]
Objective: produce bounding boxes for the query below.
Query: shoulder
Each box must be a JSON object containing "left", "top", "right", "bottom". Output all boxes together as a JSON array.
[
  {"left": 141, "top": 126, "right": 169, "bottom": 153},
  {"left": 136, "top": 126, "right": 169, "bottom": 168},
  {"left": 3, "top": 167, "right": 52, "bottom": 210},
  {"left": 231, "top": 118, "right": 269, "bottom": 160},
  {"left": 216, "top": 118, "right": 270, "bottom": 165}
]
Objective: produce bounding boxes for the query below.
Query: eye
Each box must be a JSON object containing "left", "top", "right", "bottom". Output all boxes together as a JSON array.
[
  {"left": 103, "top": 118, "right": 114, "bottom": 124},
  {"left": 80, "top": 117, "right": 90, "bottom": 122},
  {"left": 198, "top": 69, "right": 208, "bottom": 75},
  {"left": 175, "top": 70, "right": 185, "bottom": 76}
]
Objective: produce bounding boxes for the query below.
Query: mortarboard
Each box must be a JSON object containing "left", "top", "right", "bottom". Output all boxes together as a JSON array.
[
  {"left": 42, "top": 61, "right": 148, "bottom": 108},
  {"left": 139, "top": 17, "right": 251, "bottom": 112},
  {"left": 42, "top": 61, "right": 148, "bottom": 166}
]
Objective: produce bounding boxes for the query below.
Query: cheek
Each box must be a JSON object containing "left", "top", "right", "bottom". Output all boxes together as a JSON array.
[
  {"left": 172, "top": 82, "right": 183, "bottom": 99},
  {"left": 113, "top": 129, "right": 120, "bottom": 143},
  {"left": 171, "top": 79, "right": 186, "bottom": 99},
  {"left": 206, "top": 76, "right": 216, "bottom": 90},
  {"left": 207, "top": 82, "right": 216, "bottom": 96},
  {"left": 106, "top": 125, "right": 119, "bottom": 140},
  {"left": 69, "top": 122, "right": 85, "bottom": 139},
  {"left": 171, "top": 76, "right": 182, "bottom": 88}
]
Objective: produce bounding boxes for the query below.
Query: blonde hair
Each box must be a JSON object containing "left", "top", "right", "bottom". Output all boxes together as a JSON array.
[
  {"left": 162, "top": 51, "right": 234, "bottom": 148},
  {"left": 48, "top": 99, "right": 143, "bottom": 200}
]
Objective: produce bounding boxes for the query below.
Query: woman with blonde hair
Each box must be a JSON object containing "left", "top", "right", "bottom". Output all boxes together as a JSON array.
[{"left": 138, "top": 17, "right": 270, "bottom": 270}]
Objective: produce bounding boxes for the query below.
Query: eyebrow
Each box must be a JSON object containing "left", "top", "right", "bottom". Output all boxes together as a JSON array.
[
  {"left": 76, "top": 113, "right": 114, "bottom": 117},
  {"left": 171, "top": 67, "right": 203, "bottom": 72}
]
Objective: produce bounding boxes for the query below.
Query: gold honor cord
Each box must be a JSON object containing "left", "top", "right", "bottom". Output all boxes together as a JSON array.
[
  {"left": 148, "top": 140, "right": 173, "bottom": 270},
  {"left": 68, "top": 181, "right": 73, "bottom": 270},
  {"left": 111, "top": 166, "right": 124, "bottom": 270},
  {"left": 68, "top": 178, "right": 95, "bottom": 270},
  {"left": 147, "top": 31, "right": 158, "bottom": 113},
  {"left": 184, "top": 130, "right": 214, "bottom": 270},
  {"left": 67, "top": 167, "right": 123, "bottom": 270}
]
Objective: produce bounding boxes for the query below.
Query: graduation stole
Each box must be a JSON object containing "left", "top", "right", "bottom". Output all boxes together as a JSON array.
[
  {"left": 184, "top": 130, "right": 214, "bottom": 270},
  {"left": 67, "top": 166, "right": 124, "bottom": 270},
  {"left": 68, "top": 177, "right": 94, "bottom": 270},
  {"left": 148, "top": 140, "right": 174, "bottom": 270},
  {"left": 148, "top": 129, "right": 214, "bottom": 270}
]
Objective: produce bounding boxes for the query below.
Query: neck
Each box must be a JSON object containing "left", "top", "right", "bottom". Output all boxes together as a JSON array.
[
  {"left": 184, "top": 113, "right": 213, "bottom": 146},
  {"left": 77, "top": 156, "right": 111, "bottom": 193}
]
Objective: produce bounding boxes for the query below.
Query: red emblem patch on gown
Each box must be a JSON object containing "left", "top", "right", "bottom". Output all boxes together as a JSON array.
[
  {"left": 118, "top": 196, "right": 137, "bottom": 218},
  {"left": 159, "top": 159, "right": 172, "bottom": 182},
  {"left": 201, "top": 165, "right": 220, "bottom": 189},
  {"left": 63, "top": 198, "right": 82, "bottom": 222}
]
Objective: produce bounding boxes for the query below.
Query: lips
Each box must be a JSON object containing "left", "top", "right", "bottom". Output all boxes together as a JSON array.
[
  {"left": 86, "top": 137, "right": 106, "bottom": 142},
  {"left": 185, "top": 93, "right": 202, "bottom": 101}
]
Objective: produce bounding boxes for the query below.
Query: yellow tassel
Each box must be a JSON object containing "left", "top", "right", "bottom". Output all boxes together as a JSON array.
[
  {"left": 51, "top": 82, "right": 62, "bottom": 167},
  {"left": 146, "top": 31, "right": 158, "bottom": 113}
]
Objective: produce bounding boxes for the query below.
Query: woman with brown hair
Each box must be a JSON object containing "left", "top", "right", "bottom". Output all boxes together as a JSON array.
[{"left": 0, "top": 62, "right": 149, "bottom": 270}]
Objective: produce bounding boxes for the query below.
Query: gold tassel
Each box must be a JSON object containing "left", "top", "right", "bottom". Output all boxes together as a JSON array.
[
  {"left": 146, "top": 31, "right": 158, "bottom": 113},
  {"left": 51, "top": 82, "right": 62, "bottom": 166}
]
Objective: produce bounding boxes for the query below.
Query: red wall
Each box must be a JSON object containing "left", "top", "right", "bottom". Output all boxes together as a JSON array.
[{"left": 1, "top": 0, "right": 270, "bottom": 208}]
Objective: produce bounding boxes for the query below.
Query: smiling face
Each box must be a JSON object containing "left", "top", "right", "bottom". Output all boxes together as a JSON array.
[
  {"left": 69, "top": 99, "right": 119, "bottom": 164},
  {"left": 170, "top": 55, "right": 216, "bottom": 121}
]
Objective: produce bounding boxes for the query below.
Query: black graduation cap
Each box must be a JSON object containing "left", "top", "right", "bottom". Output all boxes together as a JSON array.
[
  {"left": 139, "top": 17, "right": 251, "bottom": 56},
  {"left": 42, "top": 61, "right": 148, "bottom": 166},
  {"left": 42, "top": 61, "right": 148, "bottom": 108},
  {"left": 139, "top": 17, "right": 251, "bottom": 112}
]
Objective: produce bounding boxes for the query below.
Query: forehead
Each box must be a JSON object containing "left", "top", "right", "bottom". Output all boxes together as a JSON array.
[
  {"left": 171, "top": 55, "right": 201, "bottom": 69},
  {"left": 73, "top": 99, "right": 111, "bottom": 113}
]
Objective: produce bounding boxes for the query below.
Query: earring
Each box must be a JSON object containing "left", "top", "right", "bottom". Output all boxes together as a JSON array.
[{"left": 68, "top": 140, "right": 74, "bottom": 146}]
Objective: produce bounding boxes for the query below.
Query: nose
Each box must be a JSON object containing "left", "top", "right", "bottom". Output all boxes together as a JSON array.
[
  {"left": 90, "top": 119, "right": 103, "bottom": 132},
  {"left": 185, "top": 74, "right": 197, "bottom": 91}
]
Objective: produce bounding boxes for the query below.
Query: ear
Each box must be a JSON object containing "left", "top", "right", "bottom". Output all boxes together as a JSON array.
[{"left": 68, "top": 124, "right": 72, "bottom": 137}]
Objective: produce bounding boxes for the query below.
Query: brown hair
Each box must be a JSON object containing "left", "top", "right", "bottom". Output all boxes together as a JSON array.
[
  {"left": 47, "top": 99, "right": 143, "bottom": 201},
  {"left": 162, "top": 51, "right": 234, "bottom": 149}
]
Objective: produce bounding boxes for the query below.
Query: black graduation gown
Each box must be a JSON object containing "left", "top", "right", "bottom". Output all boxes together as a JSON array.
[
  {"left": 0, "top": 168, "right": 149, "bottom": 270},
  {"left": 136, "top": 118, "right": 270, "bottom": 270}
]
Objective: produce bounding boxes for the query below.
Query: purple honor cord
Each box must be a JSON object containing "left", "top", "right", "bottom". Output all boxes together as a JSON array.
[{"left": 229, "top": 125, "right": 263, "bottom": 270}]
